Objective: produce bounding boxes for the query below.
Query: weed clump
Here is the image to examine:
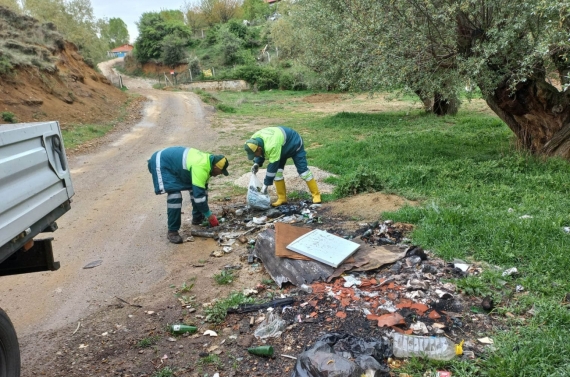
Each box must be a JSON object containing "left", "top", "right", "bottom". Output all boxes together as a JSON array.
[
  {"left": 205, "top": 292, "right": 255, "bottom": 323},
  {"left": 1, "top": 111, "right": 15, "bottom": 122},
  {"left": 334, "top": 166, "right": 384, "bottom": 197}
]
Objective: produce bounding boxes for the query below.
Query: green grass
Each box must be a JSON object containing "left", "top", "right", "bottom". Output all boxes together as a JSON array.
[
  {"left": 198, "top": 354, "right": 223, "bottom": 368},
  {"left": 61, "top": 124, "right": 113, "bottom": 149},
  {"left": 296, "top": 110, "right": 570, "bottom": 376},
  {"left": 204, "top": 291, "right": 255, "bottom": 323},
  {"left": 213, "top": 269, "right": 234, "bottom": 285},
  {"left": 61, "top": 95, "right": 137, "bottom": 150},
  {"left": 136, "top": 335, "right": 160, "bottom": 348},
  {"left": 210, "top": 91, "right": 570, "bottom": 375},
  {"left": 214, "top": 90, "right": 316, "bottom": 120},
  {"left": 152, "top": 367, "right": 174, "bottom": 377}
]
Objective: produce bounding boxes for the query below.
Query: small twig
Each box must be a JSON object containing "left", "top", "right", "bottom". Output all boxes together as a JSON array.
[
  {"left": 115, "top": 296, "right": 143, "bottom": 308},
  {"left": 72, "top": 321, "right": 81, "bottom": 335},
  {"left": 239, "top": 227, "right": 259, "bottom": 237},
  {"left": 268, "top": 215, "right": 285, "bottom": 223},
  {"left": 281, "top": 354, "right": 297, "bottom": 360}
]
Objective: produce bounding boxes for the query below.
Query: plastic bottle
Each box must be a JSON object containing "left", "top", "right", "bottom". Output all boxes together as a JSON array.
[
  {"left": 169, "top": 324, "right": 197, "bottom": 335},
  {"left": 392, "top": 333, "right": 463, "bottom": 361}
]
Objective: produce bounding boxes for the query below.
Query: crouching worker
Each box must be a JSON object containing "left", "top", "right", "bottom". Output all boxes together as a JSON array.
[
  {"left": 148, "top": 147, "right": 229, "bottom": 244},
  {"left": 244, "top": 126, "right": 321, "bottom": 207}
]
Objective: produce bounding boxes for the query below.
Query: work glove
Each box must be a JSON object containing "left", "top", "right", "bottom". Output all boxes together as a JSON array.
[
  {"left": 208, "top": 214, "right": 219, "bottom": 227},
  {"left": 251, "top": 163, "right": 259, "bottom": 174},
  {"left": 261, "top": 184, "right": 268, "bottom": 195}
]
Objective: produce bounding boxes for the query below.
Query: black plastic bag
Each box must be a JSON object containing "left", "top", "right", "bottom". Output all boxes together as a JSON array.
[{"left": 291, "top": 333, "right": 392, "bottom": 377}]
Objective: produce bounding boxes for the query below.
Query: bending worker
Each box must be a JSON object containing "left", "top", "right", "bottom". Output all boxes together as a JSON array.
[
  {"left": 148, "top": 147, "right": 229, "bottom": 244},
  {"left": 244, "top": 126, "right": 321, "bottom": 207}
]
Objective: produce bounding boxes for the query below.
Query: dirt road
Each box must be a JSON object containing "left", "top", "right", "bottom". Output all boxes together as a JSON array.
[{"left": 0, "top": 63, "right": 219, "bottom": 336}]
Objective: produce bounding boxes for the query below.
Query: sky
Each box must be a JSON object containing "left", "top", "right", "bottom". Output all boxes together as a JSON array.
[{"left": 91, "top": 0, "right": 194, "bottom": 43}]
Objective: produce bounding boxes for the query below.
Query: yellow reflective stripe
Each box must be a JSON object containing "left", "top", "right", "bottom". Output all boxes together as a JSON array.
[{"left": 300, "top": 170, "right": 313, "bottom": 182}]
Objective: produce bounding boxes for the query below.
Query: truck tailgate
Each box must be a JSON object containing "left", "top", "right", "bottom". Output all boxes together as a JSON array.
[{"left": 0, "top": 121, "right": 74, "bottom": 263}]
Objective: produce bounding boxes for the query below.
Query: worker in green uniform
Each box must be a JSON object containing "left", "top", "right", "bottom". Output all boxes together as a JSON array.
[
  {"left": 244, "top": 126, "right": 321, "bottom": 207},
  {"left": 148, "top": 147, "right": 229, "bottom": 244}
]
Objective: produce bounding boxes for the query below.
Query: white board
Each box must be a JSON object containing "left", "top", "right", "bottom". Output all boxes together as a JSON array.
[{"left": 286, "top": 229, "right": 360, "bottom": 268}]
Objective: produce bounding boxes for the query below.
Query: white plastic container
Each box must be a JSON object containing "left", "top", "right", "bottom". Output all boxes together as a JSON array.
[{"left": 392, "top": 333, "right": 463, "bottom": 361}]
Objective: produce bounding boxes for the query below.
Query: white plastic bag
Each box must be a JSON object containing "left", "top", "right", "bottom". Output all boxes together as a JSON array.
[
  {"left": 254, "top": 311, "right": 286, "bottom": 339},
  {"left": 247, "top": 173, "right": 270, "bottom": 210}
]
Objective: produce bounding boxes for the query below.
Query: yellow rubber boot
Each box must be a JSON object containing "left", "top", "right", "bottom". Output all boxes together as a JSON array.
[
  {"left": 306, "top": 178, "right": 321, "bottom": 204},
  {"left": 272, "top": 179, "right": 287, "bottom": 207}
]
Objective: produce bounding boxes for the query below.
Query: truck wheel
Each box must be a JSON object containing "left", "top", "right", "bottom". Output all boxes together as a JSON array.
[{"left": 0, "top": 309, "right": 20, "bottom": 377}]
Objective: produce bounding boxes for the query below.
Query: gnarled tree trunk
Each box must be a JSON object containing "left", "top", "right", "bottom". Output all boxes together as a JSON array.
[
  {"left": 484, "top": 79, "right": 570, "bottom": 157},
  {"left": 415, "top": 90, "right": 459, "bottom": 115}
]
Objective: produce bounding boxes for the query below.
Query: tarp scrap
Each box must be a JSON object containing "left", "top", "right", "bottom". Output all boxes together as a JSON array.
[{"left": 253, "top": 229, "right": 334, "bottom": 287}]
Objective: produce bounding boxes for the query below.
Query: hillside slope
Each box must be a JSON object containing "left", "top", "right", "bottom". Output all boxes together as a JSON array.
[{"left": 0, "top": 6, "right": 127, "bottom": 126}]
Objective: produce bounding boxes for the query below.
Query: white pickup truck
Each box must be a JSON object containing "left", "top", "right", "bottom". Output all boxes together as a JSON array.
[{"left": 0, "top": 121, "right": 74, "bottom": 377}]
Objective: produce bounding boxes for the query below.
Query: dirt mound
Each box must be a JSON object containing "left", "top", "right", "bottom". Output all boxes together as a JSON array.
[
  {"left": 303, "top": 93, "right": 342, "bottom": 103},
  {"left": 0, "top": 6, "right": 127, "bottom": 126},
  {"left": 325, "top": 192, "right": 418, "bottom": 221}
]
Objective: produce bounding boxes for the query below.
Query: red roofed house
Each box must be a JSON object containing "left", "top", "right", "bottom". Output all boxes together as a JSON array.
[{"left": 107, "top": 44, "right": 134, "bottom": 58}]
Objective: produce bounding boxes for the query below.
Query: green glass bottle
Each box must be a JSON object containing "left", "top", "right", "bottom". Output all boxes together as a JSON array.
[
  {"left": 169, "top": 324, "right": 197, "bottom": 334},
  {"left": 247, "top": 345, "right": 274, "bottom": 357}
]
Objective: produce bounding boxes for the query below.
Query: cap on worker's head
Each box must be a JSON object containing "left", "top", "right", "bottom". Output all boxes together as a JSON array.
[
  {"left": 213, "top": 155, "right": 229, "bottom": 176},
  {"left": 244, "top": 139, "right": 258, "bottom": 160}
]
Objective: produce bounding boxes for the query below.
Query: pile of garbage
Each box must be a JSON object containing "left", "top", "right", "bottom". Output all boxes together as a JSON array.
[{"left": 186, "top": 196, "right": 508, "bottom": 376}]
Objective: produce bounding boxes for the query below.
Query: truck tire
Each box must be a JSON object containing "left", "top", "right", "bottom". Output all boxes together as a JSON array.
[{"left": 0, "top": 309, "right": 19, "bottom": 377}]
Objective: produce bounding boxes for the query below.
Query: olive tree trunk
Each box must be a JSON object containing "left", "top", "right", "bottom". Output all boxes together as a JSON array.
[
  {"left": 415, "top": 90, "right": 459, "bottom": 115},
  {"left": 483, "top": 79, "right": 570, "bottom": 157}
]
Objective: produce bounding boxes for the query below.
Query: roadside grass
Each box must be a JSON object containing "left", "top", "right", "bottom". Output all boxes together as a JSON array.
[
  {"left": 61, "top": 95, "right": 138, "bottom": 150},
  {"left": 61, "top": 123, "right": 113, "bottom": 149},
  {"left": 213, "top": 90, "right": 316, "bottom": 122},
  {"left": 213, "top": 91, "right": 570, "bottom": 375}
]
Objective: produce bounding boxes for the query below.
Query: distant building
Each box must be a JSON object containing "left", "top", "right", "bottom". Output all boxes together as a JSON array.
[{"left": 107, "top": 44, "right": 134, "bottom": 58}]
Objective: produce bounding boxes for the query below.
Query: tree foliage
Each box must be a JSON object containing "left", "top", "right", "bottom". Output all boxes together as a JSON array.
[
  {"left": 183, "top": 2, "right": 208, "bottom": 33},
  {"left": 100, "top": 17, "right": 129, "bottom": 49},
  {"left": 242, "top": 0, "right": 270, "bottom": 21},
  {"left": 217, "top": 24, "right": 243, "bottom": 65},
  {"left": 199, "top": 0, "right": 243, "bottom": 25},
  {"left": 296, "top": 0, "right": 570, "bottom": 156},
  {"left": 134, "top": 11, "right": 192, "bottom": 64},
  {"left": 161, "top": 34, "right": 187, "bottom": 67},
  {"left": 0, "top": 0, "right": 19, "bottom": 11},
  {"left": 22, "top": 0, "right": 107, "bottom": 64}
]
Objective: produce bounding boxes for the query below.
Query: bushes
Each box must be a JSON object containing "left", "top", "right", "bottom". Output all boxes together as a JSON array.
[
  {"left": 334, "top": 166, "right": 384, "bottom": 197},
  {"left": 0, "top": 55, "right": 13, "bottom": 75},
  {"left": 1, "top": 111, "right": 15, "bottom": 123},
  {"left": 233, "top": 65, "right": 279, "bottom": 90}
]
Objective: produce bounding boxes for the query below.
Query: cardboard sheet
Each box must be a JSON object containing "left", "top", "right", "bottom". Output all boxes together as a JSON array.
[{"left": 275, "top": 223, "right": 313, "bottom": 260}]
